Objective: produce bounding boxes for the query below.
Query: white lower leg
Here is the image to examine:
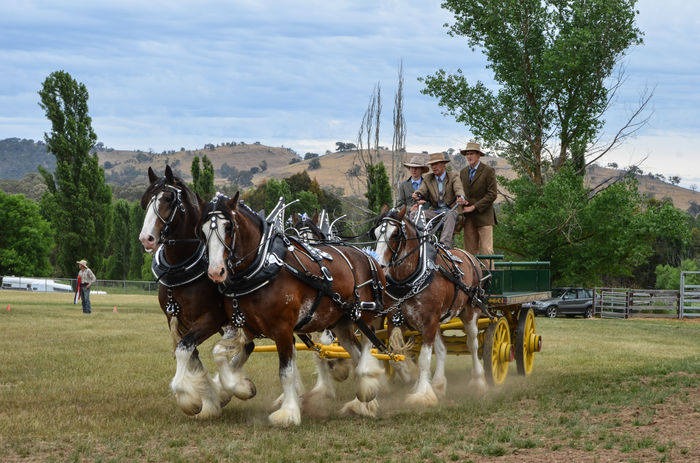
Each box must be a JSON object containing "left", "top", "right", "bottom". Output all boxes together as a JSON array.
[
  {"left": 269, "top": 362, "right": 302, "bottom": 426},
  {"left": 406, "top": 344, "right": 438, "bottom": 406},
  {"left": 432, "top": 335, "right": 447, "bottom": 398}
]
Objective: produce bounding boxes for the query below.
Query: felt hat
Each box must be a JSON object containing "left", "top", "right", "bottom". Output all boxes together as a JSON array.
[
  {"left": 426, "top": 152, "right": 451, "bottom": 165},
  {"left": 76, "top": 259, "right": 88, "bottom": 267},
  {"left": 403, "top": 155, "right": 429, "bottom": 173},
  {"left": 460, "top": 141, "right": 485, "bottom": 156}
]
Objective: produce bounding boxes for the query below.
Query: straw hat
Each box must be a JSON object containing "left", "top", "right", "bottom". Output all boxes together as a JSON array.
[
  {"left": 460, "top": 142, "right": 485, "bottom": 156},
  {"left": 426, "top": 152, "right": 451, "bottom": 165},
  {"left": 403, "top": 155, "right": 429, "bottom": 173},
  {"left": 76, "top": 259, "right": 88, "bottom": 267}
]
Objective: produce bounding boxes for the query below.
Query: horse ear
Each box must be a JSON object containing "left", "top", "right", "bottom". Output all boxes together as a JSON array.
[
  {"left": 227, "top": 191, "right": 240, "bottom": 211},
  {"left": 312, "top": 210, "right": 319, "bottom": 222},
  {"left": 397, "top": 205, "right": 407, "bottom": 219},
  {"left": 292, "top": 212, "right": 300, "bottom": 223},
  {"left": 380, "top": 204, "right": 390, "bottom": 214},
  {"left": 165, "top": 165, "right": 174, "bottom": 183},
  {"left": 148, "top": 166, "right": 158, "bottom": 184}
]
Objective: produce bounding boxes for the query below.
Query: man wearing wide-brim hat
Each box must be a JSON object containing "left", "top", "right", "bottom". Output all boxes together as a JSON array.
[
  {"left": 459, "top": 142, "right": 497, "bottom": 267},
  {"left": 396, "top": 154, "right": 430, "bottom": 211},
  {"left": 76, "top": 259, "right": 97, "bottom": 314},
  {"left": 411, "top": 152, "right": 466, "bottom": 248}
]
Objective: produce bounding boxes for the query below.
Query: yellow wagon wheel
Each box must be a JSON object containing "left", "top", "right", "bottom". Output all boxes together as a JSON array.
[
  {"left": 483, "top": 317, "right": 513, "bottom": 386},
  {"left": 515, "top": 307, "right": 541, "bottom": 376}
]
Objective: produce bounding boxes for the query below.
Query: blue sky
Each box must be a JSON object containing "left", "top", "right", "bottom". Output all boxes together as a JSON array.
[{"left": 1, "top": 1, "right": 699, "bottom": 187}]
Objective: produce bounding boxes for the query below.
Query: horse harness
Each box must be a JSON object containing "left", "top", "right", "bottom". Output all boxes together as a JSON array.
[
  {"left": 148, "top": 183, "right": 209, "bottom": 324},
  {"left": 207, "top": 204, "right": 389, "bottom": 355},
  {"left": 378, "top": 215, "right": 491, "bottom": 328}
]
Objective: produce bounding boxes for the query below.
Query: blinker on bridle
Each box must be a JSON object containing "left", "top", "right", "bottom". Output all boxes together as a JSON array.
[
  {"left": 377, "top": 217, "right": 407, "bottom": 266},
  {"left": 148, "top": 184, "right": 186, "bottom": 243}
]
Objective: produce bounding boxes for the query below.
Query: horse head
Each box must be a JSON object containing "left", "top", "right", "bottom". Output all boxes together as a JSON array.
[
  {"left": 372, "top": 205, "right": 411, "bottom": 271},
  {"left": 291, "top": 211, "right": 325, "bottom": 243},
  {"left": 139, "top": 165, "right": 199, "bottom": 253}
]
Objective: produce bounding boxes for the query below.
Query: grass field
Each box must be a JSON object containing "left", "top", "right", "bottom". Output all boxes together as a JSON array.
[{"left": 0, "top": 290, "right": 698, "bottom": 463}]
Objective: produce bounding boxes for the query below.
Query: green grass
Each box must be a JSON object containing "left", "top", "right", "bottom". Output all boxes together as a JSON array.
[{"left": 0, "top": 291, "right": 698, "bottom": 462}]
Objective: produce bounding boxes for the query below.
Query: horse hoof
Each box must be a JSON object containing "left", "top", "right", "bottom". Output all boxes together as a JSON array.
[
  {"left": 339, "top": 398, "right": 378, "bottom": 418},
  {"left": 268, "top": 407, "right": 301, "bottom": 426},
  {"left": 233, "top": 378, "right": 257, "bottom": 400},
  {"left": 405, "top": 388, "right": 439, "bottom": 407},
  {"left": 432, "top": 378, "right": 447, "bottom": 399},
  {"left": 328, "top": 359, "right": 351, "bottom": 382}
]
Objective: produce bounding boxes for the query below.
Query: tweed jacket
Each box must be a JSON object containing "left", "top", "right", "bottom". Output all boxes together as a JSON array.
[
  {"left": 396, "top": 177, "right": 429, "bottom": 210},
  {"left": 460, "top": 162, "right": 498, "bottom": 227},
  {"left": 415, "top": 170, "right": 464, "bottom": 210}
]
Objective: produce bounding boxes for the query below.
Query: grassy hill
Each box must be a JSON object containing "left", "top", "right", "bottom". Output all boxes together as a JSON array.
[{"left": 2, "top": 138, "right": 699, "bottom": 212}]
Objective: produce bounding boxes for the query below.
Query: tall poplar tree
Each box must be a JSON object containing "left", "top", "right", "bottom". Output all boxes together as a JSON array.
[{"left": 38, "top": 70, "right": 112, "bottom": 277}]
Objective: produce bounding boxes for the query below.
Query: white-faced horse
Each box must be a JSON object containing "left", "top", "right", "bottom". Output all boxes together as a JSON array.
[
  {"left": 371, "top": 205, "right": 488, "bottom": 405},
  {"left": 199, "top": 193, "right": 388, "bottom": 426},
  {"left": 138, "top": 166, "right": 256, "bottom": 418}
]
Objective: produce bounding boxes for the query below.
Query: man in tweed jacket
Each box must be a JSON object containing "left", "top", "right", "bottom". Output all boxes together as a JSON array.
[
  {"left": 459, "top": 142, "right": 497, "bottom": 266},
  {"left": 413, "top": 152, "right": 465, "bottom": 248}
]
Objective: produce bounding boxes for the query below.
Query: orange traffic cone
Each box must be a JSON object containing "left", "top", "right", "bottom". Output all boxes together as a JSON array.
[
  {"left": 113, "top": 305, "right": 118, "bottom": 312},
  {"left": 6, "top": 304, "right": 10, "bottom": 311}
]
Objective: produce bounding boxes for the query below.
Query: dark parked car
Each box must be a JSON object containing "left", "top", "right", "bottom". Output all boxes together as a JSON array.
[{"left": 524, "top": 287, "right": 594, "bottom": 318}]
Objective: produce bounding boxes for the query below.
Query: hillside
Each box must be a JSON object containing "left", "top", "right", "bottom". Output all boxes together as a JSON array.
[{"left": 1, "top": 138, "right": 699, "bottom": 212}]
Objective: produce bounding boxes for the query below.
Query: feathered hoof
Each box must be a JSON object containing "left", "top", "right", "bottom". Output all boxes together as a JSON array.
[
  {"left": 431, "top": 377, "right": 447, "bottom": 399},
  {"left": 328, "top": 358, "right": 352, "bottom": 382},
  {"left": 194, "top": 398, "right": 223, "bottom": 419},
  {"left": 232, "top": 378, "right": 257, "bottom": 400},
  {"left": 173, "top": 390, "right": 203, "bottom": 416},
  {"left": 268, "top": 406, "right": 301, "bottom": 426},
  {"left": 468, "top": 376, "right": 488, "bottom": 393},
  {"left": 211, "top": 373, "right": 234, "bottom": 407},
  {"left": 405, "top": 387, "right": 439, "bottom": 407},
  {"left": 339, "top": 398, "right": 378, "bottom": 418}
]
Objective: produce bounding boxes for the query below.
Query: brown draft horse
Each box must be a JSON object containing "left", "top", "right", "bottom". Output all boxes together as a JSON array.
[
  {"left": 372, "top": 205, "right": 488, "bottom": 405},
  {"left": 199, "top": 193, "right": 387, "bottom": 426},
  {"left": 138, "top": 166, "right": 256, "bottom": 418}
]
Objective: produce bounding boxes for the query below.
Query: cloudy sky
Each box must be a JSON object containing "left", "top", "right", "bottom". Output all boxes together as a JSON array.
[{"left": 1, "top": 1, "right": 699, "bottom": 187}]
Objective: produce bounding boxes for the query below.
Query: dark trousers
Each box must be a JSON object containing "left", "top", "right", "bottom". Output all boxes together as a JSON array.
[{"left": 80, "top": 284, "right": 91, "bottom": 313}]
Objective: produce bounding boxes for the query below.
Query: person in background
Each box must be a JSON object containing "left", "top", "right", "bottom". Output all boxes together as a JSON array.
[
  {"left": 76, "top": 259, "right": 96, "bottom": 314},
  {"left": 412, "top": 152, "right": 466, "bottom": 248},
  {"left": 396, "top": 154, "right": 429, "bottom": 213},
  {"left": 459, "top": 142, "right": 498, "bottom": 268}
]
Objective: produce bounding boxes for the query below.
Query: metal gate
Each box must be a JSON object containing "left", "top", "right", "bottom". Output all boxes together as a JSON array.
[
  {"left": 680, "top": 271, "right": 700, "bottom": 318},
  {"left": 594, "top": 287, "right": 629, "bottom": 318}
]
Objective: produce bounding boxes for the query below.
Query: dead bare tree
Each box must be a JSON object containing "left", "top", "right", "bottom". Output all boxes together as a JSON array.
[
  {"left": 350, "top": 83, "right": 382, "bottom": 196},
  {"left": 391, "top": 61, "right": 406, "bottom": 197}
]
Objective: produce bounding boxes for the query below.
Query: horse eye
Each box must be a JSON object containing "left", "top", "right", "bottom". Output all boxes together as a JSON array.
[{"left": 225, "top": 223, "right": 232, "bottom": 233}]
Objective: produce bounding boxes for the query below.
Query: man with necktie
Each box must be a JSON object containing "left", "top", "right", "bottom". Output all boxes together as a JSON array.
[
  {"left": 459, "top": 142, "right": 498, "bottom": 267},
  {"left": 412, "top": 152, "right": 466, "bottom": 248}
]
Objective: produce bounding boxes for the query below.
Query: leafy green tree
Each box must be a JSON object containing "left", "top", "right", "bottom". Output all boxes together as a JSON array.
[
  {"left": 128, "top": 201, "right": 149, "bottom": 280},
  {"left": 104, "top": 200, "right": 132, "bottom": 280},
  {"left": 38, "top": 70, "right": 112, "bottom": 277},
  {"left": 655, "top": 259, "right": 700, "bottom": 290},
  {"left": 264, "top": 178, "right": 292, "bottom": 214},
  {"left": 365, "top": 162, "right": 392, "bottom": 214},
  {"left": 0, "top": 191, "right": 55, "bottom": 276},
  {"left": 289, "top": 190, "right": 320, "bottom": 217},
  {"left": 422, "top": 0, "right": 645, "bottom": 184},
  {"left": 190, "top": 155, "right": 215, "bottom": 200},
  {"left": 495, "top": 168, "right": 690, "bottom": 286}
]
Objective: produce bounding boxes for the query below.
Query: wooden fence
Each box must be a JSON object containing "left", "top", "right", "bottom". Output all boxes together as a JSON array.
[{"left": 594, "top": 288, "right": 680, "bottom": 319}]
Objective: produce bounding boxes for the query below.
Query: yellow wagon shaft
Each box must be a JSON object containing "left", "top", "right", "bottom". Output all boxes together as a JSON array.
[{"left": 253, "top": 342, "right": 404, "bottom": 362}]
